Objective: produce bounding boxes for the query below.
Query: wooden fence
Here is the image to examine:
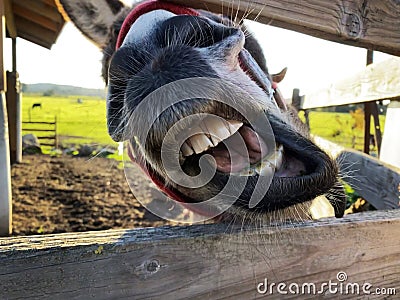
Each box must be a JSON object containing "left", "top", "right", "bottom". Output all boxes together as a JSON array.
[
  {"left": 22, "top": 117, "right": 58, "bottom": 148},
  {"left": 0, "top": 209, "right": 399, "bottom": 299},
  {"left": 0, "top": 0, "right": 400, "bottom": 298}
]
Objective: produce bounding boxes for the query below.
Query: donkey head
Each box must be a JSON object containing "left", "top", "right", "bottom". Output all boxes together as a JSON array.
[{"left": 58, "top": 0, "right": 345, "bottom": 223}]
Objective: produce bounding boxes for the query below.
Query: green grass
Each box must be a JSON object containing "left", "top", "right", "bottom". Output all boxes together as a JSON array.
[
  {"left": 22, "top": 94, "right": 116, "bottom": 149},
  {"left": 301, "top": 110, "right": 386, "bottom": 152}
]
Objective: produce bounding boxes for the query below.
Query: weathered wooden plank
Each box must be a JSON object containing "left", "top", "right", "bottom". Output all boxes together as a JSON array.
[
  {"left": 5, "top": 71, "right": 20, "bottom": 164},
  {"left": 4, "top": 0, "right": 17, "bottom": 38},
  {"left": 168, "top": 0, "right": 400, "bottom": 56},
  {"left": 13, "top": 0, "right": 64, "bottom": 23},
  {"left": 13, "top": 7, "right": 62, "bottom": 49},
  {"left": 300, "top": 57, "right": 400, "bottom": 109},
  {"left": 337, "top": 150, "right": 400, "bottom": 210},
  {"left": 13, "top": 4, "right": 61, "bottom": 32},
  {"left": 313, "top": 136, "right": 400, "bottom": 210},
  {"left": 0, "top": 210, "right": 399, "bottom": 299}
]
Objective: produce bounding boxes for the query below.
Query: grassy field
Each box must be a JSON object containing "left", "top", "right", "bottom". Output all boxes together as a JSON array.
[
  {"left": 22, "top": 94, "right": 117, "bottom": 149},
  {"left": 21, "top": 94, "right": 385, "bottom": 153},
  {"left": 304, "top": 110, "right": 385, "bottom": 152}
]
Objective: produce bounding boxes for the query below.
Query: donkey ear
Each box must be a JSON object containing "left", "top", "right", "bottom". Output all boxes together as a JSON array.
[
  {"left": 271, "top": 67, "right": 288, "bottom": 83},
  {"left": 57, "top": 0, "right": 126, "bottom": 48}
]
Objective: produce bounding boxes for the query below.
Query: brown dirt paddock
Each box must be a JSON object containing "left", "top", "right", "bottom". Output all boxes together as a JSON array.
[
  {"left": 10, "top": 154, "right": 369, "bottom": 236},
  {"left": 11, "top": 154, "right": 177, "bottom": 236}
]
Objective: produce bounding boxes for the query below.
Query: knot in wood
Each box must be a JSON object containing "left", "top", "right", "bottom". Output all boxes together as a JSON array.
[
  {"left": 133, "top": 258, "right": 162, "bottom": 279},
  {"left": 146, "top": 259, "right": 160, "bottom": 273},
  {"left": 345, "top": 13, "right": 362, "bottom": 38}
]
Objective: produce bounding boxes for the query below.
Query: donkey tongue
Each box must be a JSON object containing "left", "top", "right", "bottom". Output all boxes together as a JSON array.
[{"left": 208, "top": 126, "right": 268, "bottom": 173}]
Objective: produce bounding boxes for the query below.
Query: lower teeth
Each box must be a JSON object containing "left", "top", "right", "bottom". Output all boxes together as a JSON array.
[{"left": 234, "top": 144, "right": 284, "bottom": 176}]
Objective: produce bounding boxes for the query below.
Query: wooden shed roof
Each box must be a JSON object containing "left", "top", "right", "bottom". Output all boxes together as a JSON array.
[{"left": 5, "top": 0, "right": 65, "bottom": 49}]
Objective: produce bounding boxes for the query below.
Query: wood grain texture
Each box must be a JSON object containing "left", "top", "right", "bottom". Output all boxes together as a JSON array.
[
  {"left": 167, "top": 0, "right": 400, "bottom": 56},
  {"left": 13, "top": 0, "right": 63, "bottom": 23},
  {"left": 0, "top": 210, "right": 399, "bottom": 299},
  {"left": 301, "top": 57, "right": 400, "bottom": 109},
  {"left": 337, "top": 150, "right": 400, "bottom": 210},
  {"left": 14, "top": 16, "right": 58, "bottom": 48}
]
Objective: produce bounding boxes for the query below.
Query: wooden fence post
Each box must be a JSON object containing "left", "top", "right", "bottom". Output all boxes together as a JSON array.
[
  {"left": 55, "top": 115, "right": 58, "bottom": 148},
  {"left": 363, "top": 50, "right": 382, "bottom": 155},
  {"left": 0, "top": 0, "right": 12, "bottom": 236},
  {"left": 6, "top": 70, "right": 22, "bottom": 163},
  {"left": 292, "top": 88, "right": 310, "bottom": 129}
]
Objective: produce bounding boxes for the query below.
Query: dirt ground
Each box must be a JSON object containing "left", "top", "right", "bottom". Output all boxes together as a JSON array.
[{"left": 11, "top": 154, "right": 177, "bottom": 236}]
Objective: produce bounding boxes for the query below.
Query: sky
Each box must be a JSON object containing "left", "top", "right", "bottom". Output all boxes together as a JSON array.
[{"left": 3, "top": 5, "right": 394, "bottom": 97}]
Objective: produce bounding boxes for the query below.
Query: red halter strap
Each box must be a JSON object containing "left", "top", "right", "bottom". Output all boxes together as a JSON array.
[{"left": 116, "top": 0, "right": 199, "bottom": 49}]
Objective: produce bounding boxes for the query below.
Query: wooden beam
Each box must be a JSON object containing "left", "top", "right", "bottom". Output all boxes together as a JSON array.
[
  {"left": 0, "top": 1, "right": 5, "bottom": 92},
  {"left": 13, "top": 0, "right": 64, "bottom": 23},
  {"left": 301, "top": 57, "right": 400, "bottom": 109},
  {"left": 363, "top": 50, "right": 373, "bottom": 155},
  {"left": 14, "top": 16, "right": 58, "bottom": 49},
  {"left": 4, "top": 0, "right": 16, "bottom": 38},
  {"left": 5, "top": 71, "right": 21, "bottom": 164},
  {"left": 0, "top": 1, "right": 11, "bottom": 236},
  {"left": 0, "top": 210, "right": 399, "bottom": 299},
  {"left": 13, "top": 4, "right": 62, "bottom": 32},
  {"left": 337, "top": 150, "right": 400, "bottom": 210},
  {"left": 17, "top": 32, "right": 53, "bottom": 49},
  {"left": 168, "top": 0, "right": 400, "bottom": 56},
  {"left": 0, "top": 94, "right": 11, "bottom": 236}
]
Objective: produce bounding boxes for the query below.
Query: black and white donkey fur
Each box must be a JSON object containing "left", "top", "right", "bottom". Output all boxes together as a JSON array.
[{"left": 58, "top": 0, "right": 346, "bottom": 223}]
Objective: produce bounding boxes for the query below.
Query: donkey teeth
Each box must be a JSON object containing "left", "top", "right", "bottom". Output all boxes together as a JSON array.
[
  {"left": 257, "top": 161, "right": 275, "bottom": 177},
  {"left": 269, "top": 144, "right": 284, "bottom": 171},
  {"left": 225, "top": 120, "right": 243, "bottom": 135},
  {"left": 204, "top": 118, "right": 243, "bottom": 146},
  {"left": 188, "top": 134, "right": 214, "bottom": 154},
  {"left": 181, "top": 142, "right": 194, "bottom": 156},
  {"left": 254, "top": 144, "right": 284, "bottom": 176},
  {"left": 181, "top": 119, "right": 244, "bottom": 157}
]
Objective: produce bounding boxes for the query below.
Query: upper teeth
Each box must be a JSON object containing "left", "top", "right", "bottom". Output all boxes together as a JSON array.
[{"left": 181, "top": 118, "right": 243, "bottom": 156}]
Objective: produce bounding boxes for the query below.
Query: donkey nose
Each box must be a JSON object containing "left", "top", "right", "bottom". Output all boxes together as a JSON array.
[
  {"left": 198, "top": 26, "right": 245, "bottom": 66},
  {"left": 155, "top": 15, "right": 241, "bottom": 49}
]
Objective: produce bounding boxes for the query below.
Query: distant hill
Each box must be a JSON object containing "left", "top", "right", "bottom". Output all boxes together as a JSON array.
[{"left": 22, "top": 83, "right": 106, "bottom": 98}]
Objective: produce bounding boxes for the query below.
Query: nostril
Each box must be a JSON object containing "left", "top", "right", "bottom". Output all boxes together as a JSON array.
[
  {"left": 200, "top": 28, "right": 244, "bottom": 64},
  {"left": 208, "top": 27, "right": 243, "bottom": 47}
]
